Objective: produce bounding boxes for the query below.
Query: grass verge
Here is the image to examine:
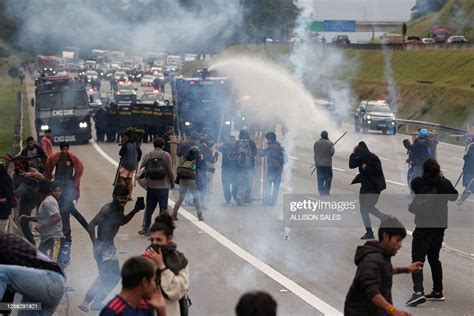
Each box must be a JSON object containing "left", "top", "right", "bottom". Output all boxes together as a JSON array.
[{"left": 0, "top": 65, "right": 20, "bottom": 156}]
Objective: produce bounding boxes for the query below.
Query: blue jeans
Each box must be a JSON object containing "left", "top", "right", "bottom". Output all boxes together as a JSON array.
[
  {"left": 0, "top": 265, "right": 65, "bottom": 316},
  {"left": 143, "top": 188, "right": 169, "bottom": 231},
  {"left": 264, "top": 170, "right": 282, "bottom": 205},
  {"left": 316, "top": 167, "right": 333, "bottom": 196},
  {"left": 237, "top": 169, "right": 254, "bottom": 204},
  {"left": 221, "top": 168, "right": 237, "bottom": 203}
]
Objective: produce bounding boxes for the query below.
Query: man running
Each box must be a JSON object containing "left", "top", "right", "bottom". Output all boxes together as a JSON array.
[{"left": 79, "top": 185, "right": 145, "bottom": 312}]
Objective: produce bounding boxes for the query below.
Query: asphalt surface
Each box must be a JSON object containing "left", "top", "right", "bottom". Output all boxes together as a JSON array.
[{"left": 26, "top": 79, "right": 473, "bottom": 315}]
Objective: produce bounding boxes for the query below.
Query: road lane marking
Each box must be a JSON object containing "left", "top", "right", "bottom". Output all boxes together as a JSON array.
[
  {"left": 379, "top": 156, "right": 390, "bottom": 161},
  {"left": 451, "top": 157, "right": 464, "bottom": 162},
  {"left": 92, "top": 141, "right": 342, "bottom": 316}
]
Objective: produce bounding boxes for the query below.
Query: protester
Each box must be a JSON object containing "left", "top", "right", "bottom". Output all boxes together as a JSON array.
[
  {"left": 99, "top": 256, "right": 166, "bottom": 316},
  {"left": 456, "top": 139, "right": 474, "bottom": 208},
  {"left": 0, "top": 233, "right": 65, "bottom": 315},
  {"left": 260, "top": 132, "right": 286, "bottom": 206},
  {"left": 176, "top": 131, "right": 200, "bottom": 159},
  {"left": 235, "top": 291, "right": 277, "bottom": 316},
  {"left": 313, "top": 130, "right": 335, "bottom": 196},
  {"left": 218, "top": 135, "right": 238, "bottom": 204},
  {"left": 41, "top": 129, "right": 54, "bottom": 158},
  {"left": 349, "top": 141, "right": 387, "bottom": 239},
  {"left": 163, "top": 126, "right": 174, "bottom": 154},
  {"left": 235, "top": 129, "right": 258, "bottom": 206},
  {"left": 403, "top": 139, "right": 415, "bottom": 196},
  {"left": 0, "top": 163, "right": 15, "bottom": 233},
  {"left": 405, "top": 158, "right": 458, "bottom": 307},
  {"left": 172, "top": 146, "right": 205, "bottom": 221},
  {"left": 19, "top": 136, "right": 47, "bottom": 171},
  {"left": 119, "top": 131, "right": 142, "bottom": 200},
  {"left": 79, "top": 185, "right": 145, "bottom": 313},
  {"left": 144, "top": 213, "right": 189, "bottom": 316},
  {"left": 344, "top": 216, "right": 422, "bottom": 316},
  {"left": 44, "top": 142, "right": 87, "bottom": 265},
  {"left": 94, "top": 106, "right": 108, "bottom": 143},
  {"left": 138, "top": 137, "right": 175, "bottom": 236},
  {"left": 409, "top": 129, "right": 432, "bottom": 180},
  {"left": 20, "top": 179, "right": 64, "bottom": 265}
]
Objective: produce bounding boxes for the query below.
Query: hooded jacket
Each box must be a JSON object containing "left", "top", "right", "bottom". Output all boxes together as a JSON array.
[
  {"left": 344, "top": 241, "right": 393, "bottom": 316},
  {"left": 462, "top": 143, "right": 474, "bottom": 186},
  {"left": 349, "top": 142, "right": 386, "bottom": 194},
  {"left": 410, "top": 174, "right": 458, "bottom": 228}
]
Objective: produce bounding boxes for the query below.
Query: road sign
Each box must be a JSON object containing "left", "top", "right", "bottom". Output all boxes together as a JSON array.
[
  {"left": 8, "top": 67, "right": 19, "bottom": 79},
  {"left": 309, "top": 21, "right": 324, "bottom": 32},
  {"left": 323, "top": 20, "right": 356, "bottom": 32}
]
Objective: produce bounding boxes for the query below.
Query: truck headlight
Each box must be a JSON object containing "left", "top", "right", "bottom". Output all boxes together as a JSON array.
[
  {"left": 391, "top": 121, "right": 396, "bottom": 125},
  {"left": 366, "top": 115, "right": 372, "bottom": 119},
  {"left": 367, "top": 120, "right": 371, "bottom": 124},
  {"left": 79, "top": 122, "right": 88, "bottom": 128},
  {"left": 184, "top": 121, "right": 191, "bottom": 127},
  {"left": 225, "top": 121, "right": 231, "bottom": 125},
  {"left": 40, "top": 124, "right": 49, "bottom": 131}
]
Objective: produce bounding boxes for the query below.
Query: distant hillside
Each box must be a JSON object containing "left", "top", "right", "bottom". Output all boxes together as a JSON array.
[{"left": 408, "top": 0, "right": 474, "bottom": 40}]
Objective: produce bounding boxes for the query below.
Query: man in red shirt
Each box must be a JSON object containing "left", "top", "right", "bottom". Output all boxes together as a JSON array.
[
  {"left": 41, "top": 129, "right": 54, "bottom": 157},
  {"left": 99, "top": 256, "right": 165, "bottom": 316}
]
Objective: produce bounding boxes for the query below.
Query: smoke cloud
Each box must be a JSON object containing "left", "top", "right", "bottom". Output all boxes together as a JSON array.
[{"left": 5, "top": 0, "right": 243, "bottom": 55}]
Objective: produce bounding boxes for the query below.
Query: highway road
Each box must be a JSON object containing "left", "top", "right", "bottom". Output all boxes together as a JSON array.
[{"left": 26, "top": 78, "right": 473, "bottom": 315}]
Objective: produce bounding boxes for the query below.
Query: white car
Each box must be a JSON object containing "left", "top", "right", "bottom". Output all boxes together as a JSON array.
[
  {"left": 447, "top": 35, "right": 468, "bottom": 43},
  {"left": 422, "top": 38, "right": 435, "bottom": 44},
  {"left": 114, "top": 71, "right": 128, "bottom": 82},
  {"left": 141, "top": 75, "right": 155, "bottom": 87}
]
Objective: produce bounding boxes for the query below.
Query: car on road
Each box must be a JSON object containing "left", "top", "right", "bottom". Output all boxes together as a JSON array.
[
  {"left": 354, "top": 100, "right": 397, "bottom": 134},
  {"left": 332, "top": 35, "right": 350, "bottom": 45},
  {"left": 447, "top": 35, "right": 468, "bottom": 44},
  {"left": 406, "top": 36, "right": 423, "bottom": 45},
  {"left": 431, "top": 27, "right": 453, "bottom": 43},
  {"left": 141, "top": 74, "right": 155, "bottom": 87},
  {"left": 114, "top": 71, "right": 128, "bottom": 83},
  {"left": 422, "top": 38, "right": 436, "bottom": 44},
  {"left": 381, "top": 33, "right": 404, "bottom": 45}
]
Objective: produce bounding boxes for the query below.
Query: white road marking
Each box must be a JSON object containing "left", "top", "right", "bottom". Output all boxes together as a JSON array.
[
  {"left": 333, "top": 167, "right": 346, "bottom": 172},
  {"left": 385, "top": 180, "right": 407, "bottom": 187},
  {"left": 93, "top": 141, "right": 342, "bottom": 315},
  {"left": 451, "top": 157, "right": 464, "bottom": 162},
  {"left": 379, "top": 156, "right": 390, "bottom": 161}
]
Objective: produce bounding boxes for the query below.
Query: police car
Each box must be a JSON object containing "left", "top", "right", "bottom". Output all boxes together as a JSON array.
[{"left": 354, "top": 100, "right": 397, "bottom": 134}]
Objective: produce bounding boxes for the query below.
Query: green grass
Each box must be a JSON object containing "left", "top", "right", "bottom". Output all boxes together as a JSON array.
[
  {"left": 408, "top": 0, "right": 474, "bottom": 40},
  {"left": 0, "top": 66, "right": 20, "bottom": 156}
]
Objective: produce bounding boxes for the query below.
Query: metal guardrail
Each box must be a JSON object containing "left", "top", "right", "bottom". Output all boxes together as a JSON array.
[{"left": 396, "top": 118, "right": 467, "bottom": 135}]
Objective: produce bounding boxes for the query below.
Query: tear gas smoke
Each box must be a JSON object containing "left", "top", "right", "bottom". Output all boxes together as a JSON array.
[{"left": 5, "top": 0, "right": 243, "bottom": 54}]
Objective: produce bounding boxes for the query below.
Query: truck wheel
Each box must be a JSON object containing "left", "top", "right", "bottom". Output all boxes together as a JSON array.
[{"left": 382, "top": 129, "right": 388, "bottom": 135}]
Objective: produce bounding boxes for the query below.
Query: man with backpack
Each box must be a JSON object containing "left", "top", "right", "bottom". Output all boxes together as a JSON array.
[
  {"left": 260, "top": 132, "right": 286, "bottom": 206},
  {"left": 138, "top": 138, "right": 175, "bottom": 236},
  {"left": 235, "top": 129, "right": 258, "bottom": 206},
  {"left": 172, "top": 146, "right": 205, "bottom": 221},
  {"left": 405, "top": 158, "right": 458, "bottom": 307}
]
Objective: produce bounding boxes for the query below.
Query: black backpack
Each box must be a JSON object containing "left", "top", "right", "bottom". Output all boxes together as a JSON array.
[
  {"left": 146, "top": 157, "right": 167, "bottom": 180},
  {"left": 236, "top": 139, "right": 252, "bottom": 168}
]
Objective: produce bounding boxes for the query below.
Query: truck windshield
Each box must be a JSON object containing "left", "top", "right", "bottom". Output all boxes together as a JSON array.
[{"left": 38, "top": 91, "right": 88, "bottom": 110}]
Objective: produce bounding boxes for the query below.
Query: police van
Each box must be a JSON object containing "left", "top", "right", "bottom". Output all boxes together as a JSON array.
[
  {"left": 33, "top": 75, "right": 92, "bottom": 144},
  {"left": 173, "top": 69, "right": 233, "bottom": 138}
]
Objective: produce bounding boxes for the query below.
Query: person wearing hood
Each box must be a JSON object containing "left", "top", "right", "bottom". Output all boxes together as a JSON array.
[
  {"left": 344, "top": 216, "right": 423, "bottom": 316},
  {"left": 405, "top": 158, "right": 458, "bottom": 307},
  {"left": 235, "top": 129, "right": 258, "bottom": 206},
  {"left": 144, "top": 213, "right": 189, "bottom": 316},
  {"left": 409, "top": 129, "right": 433, "bottom": 181},
  {"left": 260, "top": 132, "right": 286, "bottom": 206},
  {"left": 349, "top": 141, "right": 387, "bottom": 240},
  {"left": 456, "top": 138, "right": 474, "bottom": 208},
  {"left": 313, "top": 131, "right": 335, "bottom": 196}
]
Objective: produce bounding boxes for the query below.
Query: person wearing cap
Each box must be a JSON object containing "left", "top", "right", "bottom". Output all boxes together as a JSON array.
[
  {"left": 409, "top": 129, "right": 433, "bottom": 181},
  {"left": 41, "top": 129, "right": 54, "bottom": 157},
  {"left": 21, "top": 179, "right": 65, "bottom": 265},
  {"left": 313, "top": 131, "right": 335, "bottom": 196},
  {"left": 44, "top": 142, "right": 86, "bottom": 265}
]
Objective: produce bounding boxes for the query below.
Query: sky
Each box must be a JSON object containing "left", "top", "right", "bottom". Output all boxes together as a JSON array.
[{"left": 312, "top": 0, "right": 417, "bottom": 22}]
